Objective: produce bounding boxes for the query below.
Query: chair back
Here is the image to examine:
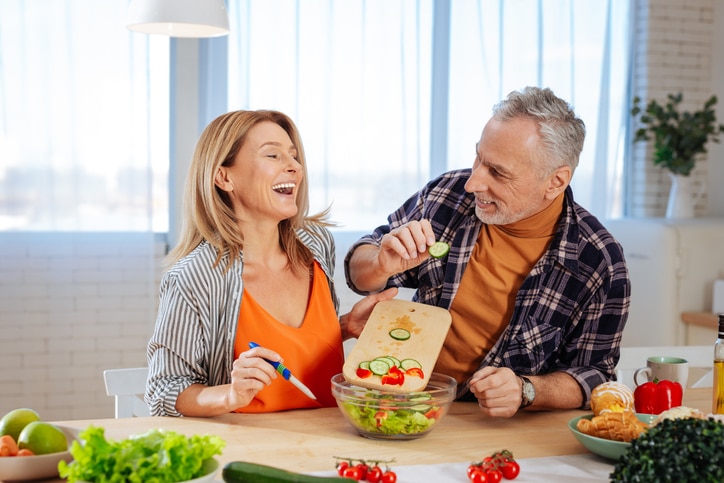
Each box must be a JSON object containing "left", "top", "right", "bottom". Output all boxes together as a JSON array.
[
  {"left": 103, "top": 367, "right": 151, "bottom": 418},
  {"left": 616, "top": 345, "right": 713, "bottom": 390}
]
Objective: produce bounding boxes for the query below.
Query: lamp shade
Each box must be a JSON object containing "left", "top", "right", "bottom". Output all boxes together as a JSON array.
[{"left": 127, "top": 0, "right": 230, "bottom": 38}]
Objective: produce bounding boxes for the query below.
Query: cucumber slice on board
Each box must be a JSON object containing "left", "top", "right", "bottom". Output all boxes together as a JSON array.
[
  {"left": 389, "top": 328, "right": 411, "bottom": 340},
  {"left": 400, "top": 358, "right": 423, "bottom": 370},
  {"left": 368, "top": 359, "right": 391, "bottom": 376}
]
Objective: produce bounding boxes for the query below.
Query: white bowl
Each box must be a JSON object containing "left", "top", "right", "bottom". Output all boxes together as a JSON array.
[
  {"left": 0, "top": 425, "right": 75, "bottom": 481},
  {"left": 77, "top": 458, "right": 219, "bottom": 483}
]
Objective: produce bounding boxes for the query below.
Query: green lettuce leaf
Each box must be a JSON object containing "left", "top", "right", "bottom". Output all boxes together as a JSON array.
[
  {"left": 343, "top": 400, "right": 436, "bottom": 435},
  {"left": 58, "top": 426, "right": 225, "bottom": 482}
]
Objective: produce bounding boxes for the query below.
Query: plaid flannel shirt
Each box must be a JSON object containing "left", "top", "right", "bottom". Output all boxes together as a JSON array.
[{"left": 344, "top": 169, "right": 630, "bottom": 408}]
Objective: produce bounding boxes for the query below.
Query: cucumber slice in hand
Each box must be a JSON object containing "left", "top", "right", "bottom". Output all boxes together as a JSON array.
[{"left": 428, "top": 241, "right": 450, "bottom": 258}]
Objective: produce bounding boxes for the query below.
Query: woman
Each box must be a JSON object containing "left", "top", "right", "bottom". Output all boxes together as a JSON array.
[{"left": 145, "top": 110, "right": 396, "bottom": 417}]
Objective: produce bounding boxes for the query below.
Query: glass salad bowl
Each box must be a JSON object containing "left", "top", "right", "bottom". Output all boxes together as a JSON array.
[{"left": 331, "top": 372, "right": 457, "bottom": 440}]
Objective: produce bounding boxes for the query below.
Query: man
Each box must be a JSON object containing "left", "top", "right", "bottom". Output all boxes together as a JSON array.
[{"left": 345, "top": 86, "right": 630, "bottom": 418}]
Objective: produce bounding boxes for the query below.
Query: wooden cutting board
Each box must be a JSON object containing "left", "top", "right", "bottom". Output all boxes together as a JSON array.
[{"left": 343, "top": 299, "right": 452, "bottom": 392}]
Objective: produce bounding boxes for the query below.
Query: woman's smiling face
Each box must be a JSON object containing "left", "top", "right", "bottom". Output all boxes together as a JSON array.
[{"left": 215, "top": 121, "right": 303, "bottom": 224}]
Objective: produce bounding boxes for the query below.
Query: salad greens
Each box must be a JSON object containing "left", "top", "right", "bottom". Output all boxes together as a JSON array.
[
  {"left": 342, "top": 399, "right": 438, "bottom": 435},
  {"left": 58, "top": 426, "right": 225, "bottom": 483}
]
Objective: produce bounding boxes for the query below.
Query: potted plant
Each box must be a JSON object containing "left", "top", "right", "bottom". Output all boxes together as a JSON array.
[{"left": 631, "top": 93, "right": 724, "bottom": 217}]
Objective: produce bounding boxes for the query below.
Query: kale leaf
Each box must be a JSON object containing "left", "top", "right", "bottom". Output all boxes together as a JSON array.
[{"left": 610, "top": 417, "right": 724, "bottom": 482}]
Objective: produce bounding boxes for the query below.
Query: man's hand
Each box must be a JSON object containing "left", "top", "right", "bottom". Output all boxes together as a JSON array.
[
  {"left": 469, "top": 368, "right": 583, "bottom": 418},
  {"left": 468, "top": 366, "right": 523, "bottom": 418},
  {"left": 348, "top": 220, "right": 436, "bottom": 292},
  {"left": 377, "top": 220, "right": 436, "bottom": 274}
]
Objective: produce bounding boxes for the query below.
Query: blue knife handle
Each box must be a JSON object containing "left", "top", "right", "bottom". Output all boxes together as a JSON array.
[{"left": 248, "top": 342, "right": 291, "bottom": 379}]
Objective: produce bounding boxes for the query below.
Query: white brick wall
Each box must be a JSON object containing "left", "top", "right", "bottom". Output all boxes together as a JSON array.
[
  {"left": 629, "top": 0, "right": 717, "bottom": 216},
  {"left": 0, "top": 233, "right": 163, "bottom": 420}
]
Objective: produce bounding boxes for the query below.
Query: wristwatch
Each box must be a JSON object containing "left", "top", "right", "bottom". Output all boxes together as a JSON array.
[{"left": 519, "top": 376, "right": 535, "bottom": 409}]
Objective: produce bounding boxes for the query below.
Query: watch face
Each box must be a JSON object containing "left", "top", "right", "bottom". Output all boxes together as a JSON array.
[
  {"left": 524, "top": 382, "right": 535, "bottom": 400},
  {"left": 521, "top": 377, "right": 535, "bottom": 405}
]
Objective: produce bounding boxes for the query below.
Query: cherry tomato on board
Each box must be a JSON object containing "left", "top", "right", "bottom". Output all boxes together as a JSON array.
[
  {"left": 356, "top": 367, "right": 373, "bottom": 379},
  {"left": 404, "top": 367, "right": 424, "bottom": 378}
]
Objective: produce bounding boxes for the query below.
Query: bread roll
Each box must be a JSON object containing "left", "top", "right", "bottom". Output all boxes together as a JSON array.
[
  {"left": 652, "top": 406, "right": 705, "bottom": 426},
  {"left": 576, "top": 411, "right": 648, "bottom": 442},
  {"left": 590, "top": 381, "right": 635, "bottom": 416}
]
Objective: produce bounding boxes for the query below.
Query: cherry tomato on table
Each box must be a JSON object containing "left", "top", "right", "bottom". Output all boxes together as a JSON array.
[
  {"left": 380, "top": 470, "right": 397, "bottom": 483},
  {"left": 501, "top": 460, "right": 520, "bottom": 480},
  {"left": 342, "top": 466, "right": 361, "bottom": 480},
  {"left": 366, "top": 465, "right": 383, "bottom": 483},
  {"left": 468, "top": 468, "right": 487, "bottom": 483},
  {"left": 485, "top": 469, "right": 503, "bottom": 483},
  {"left": 336, "top": 461, "right": 349, "bottom": 476}
]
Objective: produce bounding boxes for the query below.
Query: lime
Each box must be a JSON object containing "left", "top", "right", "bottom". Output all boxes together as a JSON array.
[
  {"left": 18, "top": 421, "right": 68, "bottom": 455},
  {"left": 428, "top": 241, "right": 450, "bottom": 258},
  {"left": 0, "top": 408, "right": 41, "bottom": 441}
]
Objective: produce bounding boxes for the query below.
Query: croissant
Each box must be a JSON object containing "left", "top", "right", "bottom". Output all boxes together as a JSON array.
[{"left": 576, "top": 411, "right": 648, "bottom": 442}]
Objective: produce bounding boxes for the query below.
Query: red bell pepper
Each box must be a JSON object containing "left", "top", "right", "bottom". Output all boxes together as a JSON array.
[{"left": 633, "top": 379, "right": 683, "bottom": 414}]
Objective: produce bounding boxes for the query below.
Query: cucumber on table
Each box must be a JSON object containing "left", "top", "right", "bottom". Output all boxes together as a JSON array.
[{"left": 223, "top": 461, "right": 350, "bottom": 483}]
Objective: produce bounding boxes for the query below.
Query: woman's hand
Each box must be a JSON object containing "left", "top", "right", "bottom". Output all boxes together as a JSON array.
[
  {"left": 340, "top": 287, "right": 398, "bottom": 340},
  {"left": 227, "top": 345, "right": 281, "bottom": 409}
]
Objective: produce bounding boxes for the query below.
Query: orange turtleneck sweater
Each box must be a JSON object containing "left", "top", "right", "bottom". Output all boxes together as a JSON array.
[{"left": 434, "top": 193, "right": 564, "bottom": 385}]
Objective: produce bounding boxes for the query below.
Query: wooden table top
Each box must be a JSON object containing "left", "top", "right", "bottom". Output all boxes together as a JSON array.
[{"left": 50, "top": 387, "right": 713, "bottom": 475}]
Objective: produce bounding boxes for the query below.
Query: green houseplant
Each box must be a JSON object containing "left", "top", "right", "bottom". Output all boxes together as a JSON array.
[{"left": 631, "top": 93, "right": 724, "bottom": 176}]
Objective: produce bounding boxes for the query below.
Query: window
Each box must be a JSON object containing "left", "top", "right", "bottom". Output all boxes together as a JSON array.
[
  {"left": 0, "top": 0, "right": 169, "bottom": 232},
  {"left": 226, "top": 0, "right": 631, "bottom": 228},
  {"left": 0, "top": 0, "right": 631, "bottom": 233}
]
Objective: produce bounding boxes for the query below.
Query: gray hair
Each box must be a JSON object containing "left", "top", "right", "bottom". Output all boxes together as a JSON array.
[{"left": 492, "top": 86, "right": 585, "bottom": 176}]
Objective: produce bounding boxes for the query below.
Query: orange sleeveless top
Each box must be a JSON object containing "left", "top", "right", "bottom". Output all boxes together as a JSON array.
[{"left": 233, "top": 261, "right": 343, "bottom": 412}]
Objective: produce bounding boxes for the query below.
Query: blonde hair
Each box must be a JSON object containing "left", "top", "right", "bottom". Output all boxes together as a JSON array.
[{"left": 166, "top": 110, "right": 330, "bottom": 272}]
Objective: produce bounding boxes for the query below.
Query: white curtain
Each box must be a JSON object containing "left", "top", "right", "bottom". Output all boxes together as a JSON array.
[
  {"left": 227, "top": 0, "right": 434, "bottom": 230},
  {"left": 226, "top": 0, "right": 631, "bottom": 227},
  {"left": 447, "top": 0, "right": 632, "bottom": 218},
  {"left": 0, "top": 0, "right": 169, "bottom": 231}
]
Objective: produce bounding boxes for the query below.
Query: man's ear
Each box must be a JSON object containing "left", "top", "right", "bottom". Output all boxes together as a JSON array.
[
  {"left": 214, "top": 167, "right": 234, "bottom": 192},
  {"left": 546, "top": 165, "right": 572, "bottom": 199}
]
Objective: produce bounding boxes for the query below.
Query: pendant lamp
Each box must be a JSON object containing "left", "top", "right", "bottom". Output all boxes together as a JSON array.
[{"left": 127, "top": 0, "right": 230, "bottom": 38}]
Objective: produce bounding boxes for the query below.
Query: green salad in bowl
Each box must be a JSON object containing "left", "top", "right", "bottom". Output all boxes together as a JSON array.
[{"left": 331, "top": 372, "right": 456, "bottom": 440}]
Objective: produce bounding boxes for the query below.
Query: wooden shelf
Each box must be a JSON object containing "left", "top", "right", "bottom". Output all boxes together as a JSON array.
[{"left": 681, "top": 312, "right": 719, "bottom": 329}]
